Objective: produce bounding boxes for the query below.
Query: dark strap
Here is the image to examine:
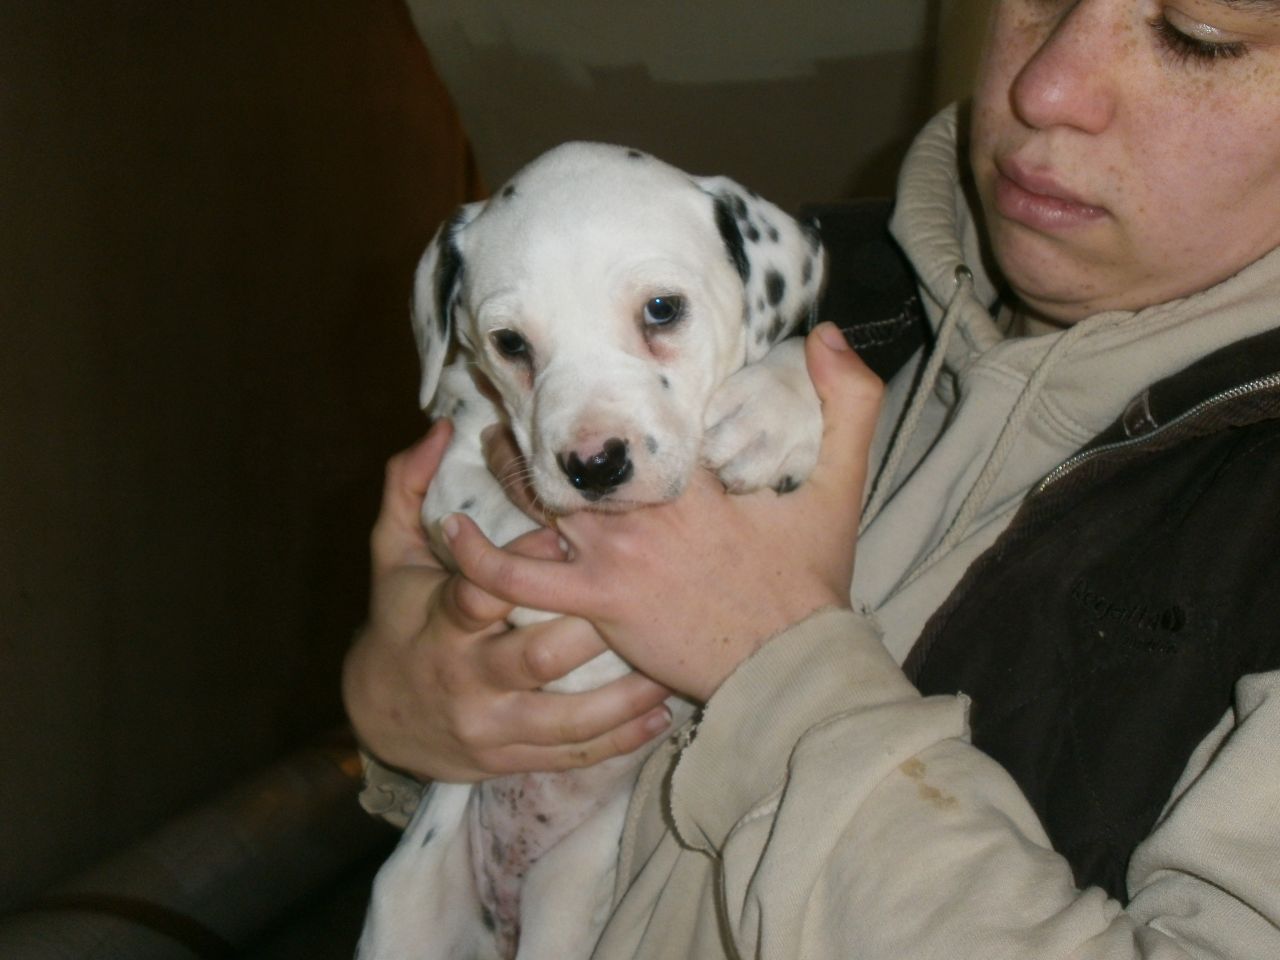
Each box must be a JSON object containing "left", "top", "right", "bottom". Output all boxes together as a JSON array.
[
  {"left": 801, "top": 199, "right": 928, "bottom": 382},
  {"left": 909, "top": 365, "right": 1280, "bottom": 899}
]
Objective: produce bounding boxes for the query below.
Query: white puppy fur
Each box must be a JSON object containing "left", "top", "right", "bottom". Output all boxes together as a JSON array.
[{"left": 357, "top": 142, "right": 826, "bottom": 960}]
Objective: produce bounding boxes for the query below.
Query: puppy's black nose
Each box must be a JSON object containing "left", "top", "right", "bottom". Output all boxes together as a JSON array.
[{"left": 558, "top": 438, "right": 633, "bottom": 500}]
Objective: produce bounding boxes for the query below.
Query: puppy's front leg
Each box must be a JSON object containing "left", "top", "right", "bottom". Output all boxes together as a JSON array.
[
  {"left": 701, "top": 338, "right": 822, "bottom": 494},
  {"left": 358, "top": 783, "right": 499, "bottom": 960}
]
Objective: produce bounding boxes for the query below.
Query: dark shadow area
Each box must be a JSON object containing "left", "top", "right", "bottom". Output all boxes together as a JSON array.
[{"left": 0, "top": 0, "right": 470, "bottom": 923}]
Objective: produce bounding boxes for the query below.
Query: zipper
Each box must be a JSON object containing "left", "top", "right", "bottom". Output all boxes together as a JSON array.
[{"left": 1035, "top": 372, "right": 1280, "bottom": 495}]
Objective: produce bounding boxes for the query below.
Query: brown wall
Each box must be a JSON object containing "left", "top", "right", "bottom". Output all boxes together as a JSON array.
[
  {"left": 0, "top": 0, "right": 469, "bottom": 910},
  {"left": 0, "top": 0, "right": 980, "bottom": 920}
]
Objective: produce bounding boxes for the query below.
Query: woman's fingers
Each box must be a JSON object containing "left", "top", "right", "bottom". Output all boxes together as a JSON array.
[
  {"left": 371, "top": 420, "right": 454, "bottom": 576},
  {"left": 480, "top": 698, "right": 675, "bottom": 774},
  {"left": 480, "top": 615, "right": 609, "bottom": 688},
  {"left": 436, "top": 526, "right": 568, "bottom": 634},
  {"left": 496, "top": 674, "right": 674, "bottom": 749},
  {"left": 444, "top": 512, "right": 584, "bottom": 614},
  {"left": 439, "top": 574, "right": 515, "bottom": 635},
  {"left": 803, "top": 323, "right": 884, "bottom": 499}
]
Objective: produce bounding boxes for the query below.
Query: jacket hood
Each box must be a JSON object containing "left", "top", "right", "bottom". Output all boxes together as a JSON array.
[
  {"left": 858, "top": 105, "right": 1280, "bottom": 657},
  {"left": 890, "top": 105, "right": 1280, "bottom": 432}
]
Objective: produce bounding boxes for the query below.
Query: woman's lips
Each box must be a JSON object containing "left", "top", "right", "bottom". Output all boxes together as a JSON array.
[{"left": 993, "top": 159, "right": 1108, "bottom": 232}]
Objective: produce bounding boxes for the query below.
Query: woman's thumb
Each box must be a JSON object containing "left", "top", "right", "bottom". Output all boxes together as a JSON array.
[{"left": 803, "top": 322, "right": 884, "bottom": 486}]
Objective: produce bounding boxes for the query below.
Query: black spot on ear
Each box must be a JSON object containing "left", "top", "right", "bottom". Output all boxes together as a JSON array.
[
  {"left": 796, "top": 301, "right": 816, "bottom": 331},
  {"left": 502, "top": 183, "right": 516, "bottom": 199},
  {"left": 774, "top": 475, "right": 800, "bottom": 495},
  {"left": 434, "top": 213, "right": 467, "bottom": 339},
  {"left": 713, "top": 196, "right": 750, "bottom": 281},
  {"left": 744, "top": 223, "right": 760, "bottom": 243},
  {"left": 459, "top": 497, "right": 476, "bottom": 512},
  {"left": 644, "top": 435, "right": 659, "bottom": 454},
  {"left": 765, "top": 270, "right": 786, "bottom": 307},
  {"left": 448, "top": 396, "right": 467, "bottom": 418},
  {"left": 767, "top": 224, "right": 780, "bottom": 243},
  {"left": 802, "top": 218, "right": 822, "bottom": 253},
  {"left": 659, "top": 374, "right": 670, "bottom": 389},
  {"left": 731, "top": 194, "right": 748, "bottom": 220},
  {"left": 626, "top": 148, "right": 645, "bottom": 160}
]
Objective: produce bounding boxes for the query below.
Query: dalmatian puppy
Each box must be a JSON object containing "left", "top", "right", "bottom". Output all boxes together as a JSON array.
[{"left": 357, "top": 142, "right": 826, "bottom": 960}]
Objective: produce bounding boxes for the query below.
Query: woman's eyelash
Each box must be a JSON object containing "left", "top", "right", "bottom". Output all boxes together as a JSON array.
[{"left": 1150, "top": 15, "right": 1248, "bottom": 64}]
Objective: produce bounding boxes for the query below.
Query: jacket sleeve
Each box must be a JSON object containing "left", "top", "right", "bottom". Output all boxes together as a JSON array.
[
  {"left": 671, "top": 608, "right": 1280, "bottom": 960},
  {"left": 356, "top": 750, "right": 424, "bottom": 830}
]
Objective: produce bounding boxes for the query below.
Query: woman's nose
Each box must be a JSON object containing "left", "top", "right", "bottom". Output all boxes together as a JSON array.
[{"left": 1010, "top": 0, "right": 1118, "bottom": 135}]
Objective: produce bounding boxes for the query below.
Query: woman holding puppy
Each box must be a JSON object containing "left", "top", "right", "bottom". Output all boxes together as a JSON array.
[{"left": 345, "top": 1, "right": 1280, "bottom": 956}]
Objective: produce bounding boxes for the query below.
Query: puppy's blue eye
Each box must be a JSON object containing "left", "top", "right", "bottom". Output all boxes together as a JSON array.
[
  {"left": 643, "top": 296, "right": 684, "bottom": 326},
  {"left": 491, "top": 329, "right": 529, "bottom": 359}
]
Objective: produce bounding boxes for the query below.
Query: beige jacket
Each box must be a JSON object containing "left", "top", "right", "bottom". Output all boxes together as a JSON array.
[{"left": 590, "top": 106, "right": 1280, "bottom": 959}]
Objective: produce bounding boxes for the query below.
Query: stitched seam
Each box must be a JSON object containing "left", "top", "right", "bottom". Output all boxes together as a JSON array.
[{"left": 843, "top": 309, "right": 919, "bottom": 350}]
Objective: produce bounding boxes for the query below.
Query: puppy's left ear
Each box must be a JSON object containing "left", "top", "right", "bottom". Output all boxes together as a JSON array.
[
  {"left": 411, "top": 201, "right": 484, "bottom": 409},
  {"left": 696, "top": 176, "right": 827, "bottom": 364}
]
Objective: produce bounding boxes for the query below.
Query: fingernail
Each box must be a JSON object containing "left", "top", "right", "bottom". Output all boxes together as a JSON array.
[
  {"left": 442, "top": 514, "right": 461, "bottom": 542},
  {"left": 645, "top": 705, "right": 673, "bottom": 734},
  {"left": 816, "top": 322, "right": 851, "bottom": 352}
]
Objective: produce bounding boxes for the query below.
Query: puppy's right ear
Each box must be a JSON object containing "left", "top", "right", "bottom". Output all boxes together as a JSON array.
[{"left": 411, "top": 202, "right": 484, "bottom": 409}]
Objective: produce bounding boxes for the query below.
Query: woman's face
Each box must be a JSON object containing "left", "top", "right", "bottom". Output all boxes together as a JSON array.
[{"left": 970, "top": 0, "right": 1280, "bottom": 324}]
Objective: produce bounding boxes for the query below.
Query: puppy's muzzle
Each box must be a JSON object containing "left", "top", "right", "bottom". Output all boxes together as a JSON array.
[{"left": 557, "top": 438, "right": 633, "bottom": 501}]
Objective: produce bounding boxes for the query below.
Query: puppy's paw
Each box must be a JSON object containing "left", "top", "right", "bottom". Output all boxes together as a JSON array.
[{"left": 701, "top": 339, "right": 822, "bottom": 494}]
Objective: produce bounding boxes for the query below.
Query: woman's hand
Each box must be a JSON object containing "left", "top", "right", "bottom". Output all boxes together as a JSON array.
[
  {"left": 443, "top": 324, "right": 883, "bottom": 702},
  {"left": 342, "top": 420, "right": 674, "bottom": 783}
]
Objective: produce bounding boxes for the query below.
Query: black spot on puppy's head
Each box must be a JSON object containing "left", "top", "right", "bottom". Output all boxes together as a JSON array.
[
  {"left": 626, "top": 148, "right": 645, "bottom": 160},
  {"left": 802, "top": 219, "right": 822, "bottom": 253},
  {"left": 796, "top": 301, "right": 817, "bottom": 331},
  {"left": 502, "top": 183, "right": 517, "bottom": 199},
  {"left": 713, "top": 196, "right": 750, "bottom": 282},
  {"left": 765, "top": 269, "right": 786, "bottom": 307},
  {"left": 433, "top": 214, "right": 467, "bottom": 339}
]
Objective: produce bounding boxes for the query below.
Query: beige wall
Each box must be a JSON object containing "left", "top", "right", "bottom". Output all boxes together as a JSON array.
[
  {"left": 0, "top": 0, "right": 469, "bottom": 911},
  {"left": 407, "top": 0, "right": 945, "bottom": 208}
]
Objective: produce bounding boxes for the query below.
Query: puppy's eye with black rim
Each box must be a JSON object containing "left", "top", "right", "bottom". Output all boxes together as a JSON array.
[
  {"left": 643, "top": 296, "right": 684, "bottom": 327},
  {"left": 490, "top": 328, "right": 530, "bottom": 360}
]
